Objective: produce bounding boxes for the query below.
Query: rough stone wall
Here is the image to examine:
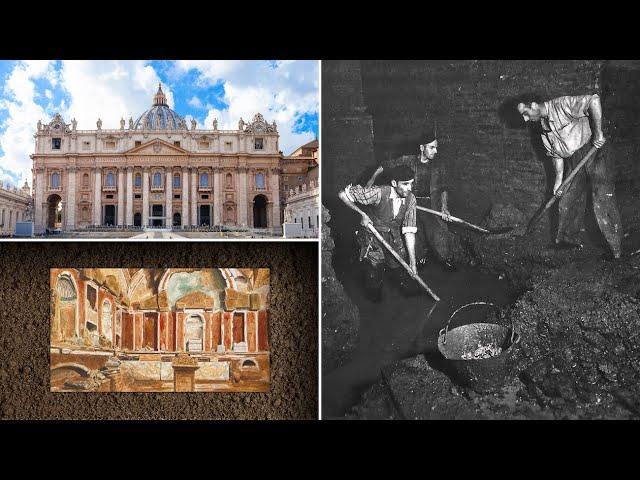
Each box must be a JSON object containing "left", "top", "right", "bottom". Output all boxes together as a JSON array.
[
  {"left": 357, "top": 60, "right": 640, "bottom": 226},
  {"left": 321, "top": 205, "right": 359, "bottom": 372}
]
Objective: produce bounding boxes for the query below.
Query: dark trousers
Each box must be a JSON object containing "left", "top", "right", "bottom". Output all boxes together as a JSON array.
[
  {"left": 417, "top": 211, "right": 452, "bottom": 263},
  {"left": 557, "top": 143, "right": 622, "bottom": 257}
]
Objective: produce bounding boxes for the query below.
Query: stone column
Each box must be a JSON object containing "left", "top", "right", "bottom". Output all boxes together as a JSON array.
[
  {"left": 270, "top": 167, "right": 281, "bottom": 232},
  {"left": 126, "top": 167, "right": 133, "bottom": 226},
  {"left": 35, "top": 168, "right": 45, "bottom": 232},
  {"left": 142, "top": 167, "right": 149, "bottom": 228},
  {"left": 165, "top": 167, "right": 172, "bottom": 228},
  {"left": 117, "top": 168, "right": 125, "bottom": 226},
  {"left": 190, "top": 168, "right": 197, "bottom": 226},
  {"left": 182, "top": 167, "right": 189, "bottom": 227},
  {"left": 65, "top": 167, "right": 76, "bottom": 230},
  {"left": 238, "top": 167, "right": 248, "bottom": 227},
  {"left": 94, "top": 168, "right": 102, "bottom": 225},
  {"left": 213, "top": 167, "right": 222, "bottom": 226}
]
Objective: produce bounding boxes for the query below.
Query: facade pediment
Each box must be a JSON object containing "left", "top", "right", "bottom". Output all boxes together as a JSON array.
[{"left": 125, "top": 139, "right": 189, "bottom": 156}]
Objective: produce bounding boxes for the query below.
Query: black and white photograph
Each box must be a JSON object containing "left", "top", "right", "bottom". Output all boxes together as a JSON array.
[{"left": 321, "top": 60, "right": 640, "bottom": 419}]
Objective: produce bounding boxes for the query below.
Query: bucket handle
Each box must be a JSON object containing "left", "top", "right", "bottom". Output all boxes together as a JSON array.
[{"left": 439, "top": 301, "right": 519, "bottom": 345}]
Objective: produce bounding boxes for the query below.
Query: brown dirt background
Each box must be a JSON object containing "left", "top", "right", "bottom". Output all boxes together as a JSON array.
[{"left": 0, "top": 241, "right": 318, "bottom": 420}]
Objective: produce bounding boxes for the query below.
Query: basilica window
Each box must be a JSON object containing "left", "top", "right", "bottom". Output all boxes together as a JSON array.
[
  {"left": 226, "top": 173, "right": 233, "bottom": 188},
  {"left": 134, "top": 173, "right": 142, "bottom": 188},
  {"left": 81, "top": 207, "right": 89, "bottom": 221},
  {"left": 254, "top": 137, "right": 264, "bottom": 150},
  {"left": 135, "top": 141, "right": 142, "bottom": 147},
  {"left": 82, "top": 141, "right": 91, "bottom": 151},
  {"left": 200, "top": 172, "right": 209, "bottom": 187},
  {"left": 82, "top": 173, "right": 89, "bottom": 188},
  {"left": 173, "top": 173, "right": 181, "bottom": 188},
  {"left": 152, "top": 172, "right": 162, "bottom": 187},
  {"left": 174, "top": 141, "right": 181, "bottom": 148},
  {"left": 225, "top": 141, "right": 232, "bottom": 151},
  {"left": 198, "top": 141, "right": 210, "bottom": 150},
  {"left": 52, "top": 138, "right": 61, "bottom": 150},
  {"left": 50, "top": 172, "right": 61, "bottom": 189},
  {"left": 105, "top": 172, "right": 115, "bottom": 187},
  {"left": 255, "top": 172, "right": 265, "bottom": 190},
  {"left": 105, "top": 141, "right": 116, "bottom": 150}
]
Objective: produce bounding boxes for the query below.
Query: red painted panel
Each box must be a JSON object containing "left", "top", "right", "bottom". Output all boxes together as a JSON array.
[
  {"left": 233, "top": 312, "right": 244, "bottom": 344},
  {"left": 247, "top": 311, "right": 257, "bottom": 352},
  {"left": 223, "top": 312, "right": 232, "bottom": 351},
  {"left": 204, "top": 312, "right": 212, "bottom": 352},
  {"left": 159, "top": 312, "right": 167, "bottom": 351},
  {"left": 212, "top": 312, "right": 222, "bottom": 351},
  {"left": 258, "top": 310, "right": 269, "bottom": 351}
]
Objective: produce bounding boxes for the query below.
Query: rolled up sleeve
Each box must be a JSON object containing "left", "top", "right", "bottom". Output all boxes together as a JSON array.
[
  {"left": 558, "top": 94, "right": 596, "bottom": 120},
  {"left": 402, "top": 195, "right": 417, "bottom": 234},
  {"left": 344, "top": 184, "right": 382, "bottom": 206}
]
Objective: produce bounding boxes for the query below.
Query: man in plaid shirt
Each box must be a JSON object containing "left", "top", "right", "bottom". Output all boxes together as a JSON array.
[{"left": 338, "top": 165, "right": 418, "bottom": 301}]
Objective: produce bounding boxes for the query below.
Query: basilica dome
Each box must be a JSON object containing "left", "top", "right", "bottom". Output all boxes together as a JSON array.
[{"left": 133, "top": 84, "right": 186, "bottom": 130}]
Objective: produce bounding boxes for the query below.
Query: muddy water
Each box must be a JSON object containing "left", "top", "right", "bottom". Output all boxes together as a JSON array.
[{"left": 322, "top": 260, "right": 518, "bottom": 418}]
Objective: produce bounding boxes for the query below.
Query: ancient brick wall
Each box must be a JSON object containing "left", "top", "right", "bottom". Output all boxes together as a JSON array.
[{"left": 355, "top": 60, "right": 640, "bottom": 224}]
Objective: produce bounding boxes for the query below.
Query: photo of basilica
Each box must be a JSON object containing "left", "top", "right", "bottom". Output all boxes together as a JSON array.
[
  {"left": 50, "top": 267, "right": 270, "bottom": 392},
  {"left": 30, "top": 84, "right": 317, "bottom": 238}
]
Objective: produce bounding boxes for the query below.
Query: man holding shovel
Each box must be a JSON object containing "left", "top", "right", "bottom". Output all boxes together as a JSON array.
[
  {"left": 365, "top": 118, "right": 470, "bottom": 269},
  {"left": 517, "top": 94, "right": 622, "bottom": 258},
  {"left": 339, "top": 165, "right": 420, "bottom": 302}
]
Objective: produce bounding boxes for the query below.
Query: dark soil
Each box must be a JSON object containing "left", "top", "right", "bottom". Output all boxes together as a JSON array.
[{"left": 0, "top": 242, "right": 318, "bottom": 420}]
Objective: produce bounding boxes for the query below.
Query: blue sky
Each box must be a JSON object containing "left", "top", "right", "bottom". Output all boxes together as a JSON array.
[{"left": 0, "top": 60, "right": 319, "bottom": 188}]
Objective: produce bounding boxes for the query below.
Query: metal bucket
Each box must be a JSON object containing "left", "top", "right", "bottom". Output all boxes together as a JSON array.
[{"left": 437, "top": 302, "right": 520, "bottom": 393}]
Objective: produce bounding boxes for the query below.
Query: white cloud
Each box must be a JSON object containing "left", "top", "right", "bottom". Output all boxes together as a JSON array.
[
  {"left": 60, "top": 60, "right": 170, "bottom": 130},
  {"left": 0, "top": 60, "right": 56, "bottom": 186},
  {"left": 175, "top": 60, "right": 319, "bottom": 155},
  {"left": 188, "top": 95, "right": 203, "bottom": 109}
]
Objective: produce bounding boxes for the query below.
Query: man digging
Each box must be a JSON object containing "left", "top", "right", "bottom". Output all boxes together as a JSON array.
[
  {"left": 339, "top": 165, "right": 420, "bottom": 302},
  {"left": 517, "top": 93, "right": 622, "bottom": 259}
]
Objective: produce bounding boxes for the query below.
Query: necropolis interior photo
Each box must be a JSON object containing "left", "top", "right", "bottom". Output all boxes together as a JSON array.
[{"left": 322, "top": 60, "right": 640, "bottom": 419}]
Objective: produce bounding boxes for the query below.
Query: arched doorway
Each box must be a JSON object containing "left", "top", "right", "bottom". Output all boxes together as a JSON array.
[
  {"left": 199, "top": 205, "right": 211, "bottom": 226},
  {"left": 151, "top": 205, "right": 163, "bottom": 227},
  {"left": 47, "top": 194, "right": 62, "bottom": 229},
  {"left": 104, "top": 205, "right": 116, "bottom": 226},
  {"left": 253, "top": 195, "right": 267, "bottom": 228},
  {"left": 173, "top": 212, "right": 181, "bottom": 227},
  {"left": 185, "top": 314, "right": 204, "bottom": 352},
  {"left": 134, "top": 212, "right": 142, "bottom": 227},
  {"left": 54, "top": 274, "right": 78, "bottom": 342}
]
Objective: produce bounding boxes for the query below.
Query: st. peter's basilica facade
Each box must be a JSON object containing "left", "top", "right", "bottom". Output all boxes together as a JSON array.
[{"left": 31, "top": 85, "right": 283, "bottom": 234}]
